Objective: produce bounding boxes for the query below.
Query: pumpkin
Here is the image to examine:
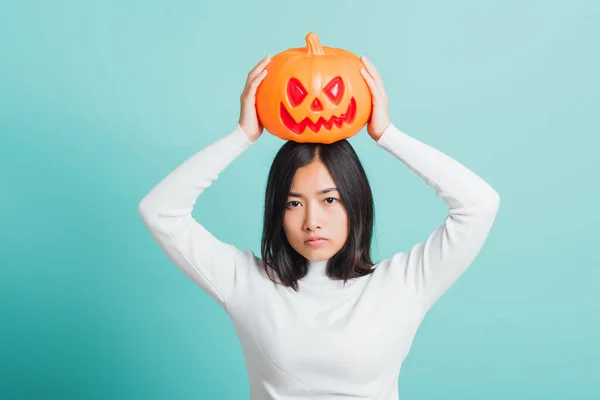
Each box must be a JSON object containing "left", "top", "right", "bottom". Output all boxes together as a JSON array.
[{"left": 256, "top": 32, "right": 371, "bottom": 144}]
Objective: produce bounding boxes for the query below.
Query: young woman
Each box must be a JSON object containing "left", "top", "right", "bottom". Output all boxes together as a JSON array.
[{"left": 138, "top": 54, "right": 500, "bottom": 399}]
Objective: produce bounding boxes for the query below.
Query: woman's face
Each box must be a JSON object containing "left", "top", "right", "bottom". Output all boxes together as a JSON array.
[{"left": 282, "top": 158, "right": 349, "bottom": 261}]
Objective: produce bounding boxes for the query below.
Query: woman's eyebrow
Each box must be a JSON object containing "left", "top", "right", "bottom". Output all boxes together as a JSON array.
[{"left": 288, "top": 188, "right": 339, "bottom": 198}]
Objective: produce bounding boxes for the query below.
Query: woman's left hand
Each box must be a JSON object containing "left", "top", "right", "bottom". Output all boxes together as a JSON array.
[{"left": 360, "top": 56, "right": 391, "bottom": 142}]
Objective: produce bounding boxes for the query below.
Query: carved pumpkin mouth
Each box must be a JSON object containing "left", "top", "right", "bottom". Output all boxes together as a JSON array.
[{"left": 280, "top": 97, "right": 357, "bottom": 135}]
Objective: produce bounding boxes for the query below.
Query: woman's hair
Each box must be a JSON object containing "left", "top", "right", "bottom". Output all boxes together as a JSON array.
[{"left": 260, "top": 138, "right": 376, "bottom": 291}]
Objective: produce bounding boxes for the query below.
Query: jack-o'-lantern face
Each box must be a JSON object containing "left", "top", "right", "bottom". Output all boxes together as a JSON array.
[
  {"left": 256, "top": 32, "right": 371, "bottom": 144},
  {"left": 281, "top": 76, "right": 356, "bottom": 136}
]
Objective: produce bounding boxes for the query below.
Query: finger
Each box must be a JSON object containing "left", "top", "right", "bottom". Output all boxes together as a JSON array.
[
  {"left": 247, "top": 55, "right": 271, "bottom": 81},
  {"left": 360, "top": 56, "right": 381, "bottom": 80},
  {"left": 360, "top": 67, "right": 383, "bottom": 100},
  {"left": 248, "top": 69, "right": 268, "bottom": 93},
  {"left": 362, "top": 57, "right": 386, "bottom": 98},
  {"left": 242, "top": 69, "right": 268, "bottom": 102},
  {"left": 361, "top": 56, "right": 386, "bottom": 96},
  {"left": 251, "top": 54, "right": 271, "bottom": 72}
]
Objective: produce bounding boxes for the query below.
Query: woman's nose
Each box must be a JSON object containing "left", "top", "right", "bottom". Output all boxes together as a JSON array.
[{"left": 303, "top": 205, "right": 323, "bottom": 230}]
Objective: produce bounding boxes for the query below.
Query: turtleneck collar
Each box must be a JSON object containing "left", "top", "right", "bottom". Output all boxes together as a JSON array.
[
  {"left": 299, "top": 258, "right": 360, "bottom": 290},
  {"left": 304, "top": 258, "right": 330, "bottom": 280}
]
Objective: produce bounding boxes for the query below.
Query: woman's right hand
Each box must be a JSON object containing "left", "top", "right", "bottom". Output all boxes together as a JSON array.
[{"left": 238, "top": 55, "right": 271, "bottom": 142}]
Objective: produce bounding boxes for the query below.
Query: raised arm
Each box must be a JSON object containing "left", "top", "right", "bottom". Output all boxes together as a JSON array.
[
  {"left": 137, "top": 124, "right": 255, "bottom": 309},
  {"left": 137, "top": 55, "right": 271, "bottom": 310},
  {"left": 376, "top": 123, "right": 500, "bottom": 313},
  {"left": 360, "top": 55, "right": 499, "bottom": 313}
]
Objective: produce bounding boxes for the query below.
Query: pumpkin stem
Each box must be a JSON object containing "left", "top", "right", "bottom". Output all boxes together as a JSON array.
[{"left": 305, "top": 32, "right": 325, "bottom": 55}]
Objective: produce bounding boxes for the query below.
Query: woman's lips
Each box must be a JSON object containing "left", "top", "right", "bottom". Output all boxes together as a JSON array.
[{"left": 305, "top": 239, "right": 327, "bottom": 247}]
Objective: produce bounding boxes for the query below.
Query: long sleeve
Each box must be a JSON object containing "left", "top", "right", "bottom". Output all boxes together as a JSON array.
[
  {"left": 376, "top": 123, "right": 500, "bottom": 313},
  {"left": 137, "top": 123, "right": 254, "bottom": 310}
]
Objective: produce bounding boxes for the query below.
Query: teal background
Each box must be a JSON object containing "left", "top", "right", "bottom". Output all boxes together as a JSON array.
[{"left": 1, "top": 0, "right": 598, "bottom": 398}]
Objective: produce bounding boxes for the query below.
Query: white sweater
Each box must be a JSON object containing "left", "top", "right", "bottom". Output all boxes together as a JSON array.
[{"left": 138, "top": 123, "right": 500, "bottom": 399}]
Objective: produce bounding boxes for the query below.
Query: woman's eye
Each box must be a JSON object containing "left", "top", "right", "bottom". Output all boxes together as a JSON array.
[{"left": 287, "top": 198, "right": 338, "bottom": 208}]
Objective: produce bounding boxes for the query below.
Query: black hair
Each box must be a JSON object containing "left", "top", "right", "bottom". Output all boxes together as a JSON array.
[{"left": 260, "top": 138, "right": 375, "bottom": 291}]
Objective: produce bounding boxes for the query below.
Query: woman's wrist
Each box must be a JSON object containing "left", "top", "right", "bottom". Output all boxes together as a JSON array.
[{"left": 238, "top": 122, "right": 259, "bottom": 143}]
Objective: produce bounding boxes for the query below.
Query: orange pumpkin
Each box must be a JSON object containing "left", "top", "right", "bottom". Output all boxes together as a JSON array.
[{"left": 256, "top": 32, "right": 371, "bottom": 144}]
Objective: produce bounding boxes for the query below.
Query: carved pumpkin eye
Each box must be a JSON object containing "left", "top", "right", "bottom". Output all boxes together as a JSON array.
[
  {"left": 287, "top": 78, "right": 308, "bottom": 107},
  {"left": 323, "top": 76, "right": 344, "bottom": 104}
]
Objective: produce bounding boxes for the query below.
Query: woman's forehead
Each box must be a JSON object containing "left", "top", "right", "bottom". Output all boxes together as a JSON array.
[{"left": 290, "top": 162, "right": 336, "bottom": 193}]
